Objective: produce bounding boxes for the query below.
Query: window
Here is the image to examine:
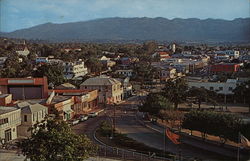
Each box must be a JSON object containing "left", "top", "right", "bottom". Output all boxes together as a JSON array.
[
  {"left": 210, "top": 87, "right": 214, "bottom": 90},
  {"left": 201, "top": 86, "right": 205, "bottom": 89},
  {"left": 229, "top": 87, "right": 233, "bottom": 91},
  {"left": 0, "top": 118, "right": 8, "bottom": 125},
  {"left": 219, "top": 87, "right": 223, "bottom": 91},
  {"left": 24, "top": 115, "right": 27, "bottom": 122}
]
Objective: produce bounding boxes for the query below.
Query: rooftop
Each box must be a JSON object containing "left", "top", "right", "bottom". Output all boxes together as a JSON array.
[
  {"left": 21, "top": 103, "right": 47, "bottom": 113},
  {"left": 0, "top": 106, "right": 19, "bottom": 115},
  {"left": 0, "top": 94, "right": 11, "bottom": 98},
  {"left": 51, "top": 96, "right": 73, "bottom": 104},
  {"left": 81, "top": 76, "right": 121, "bottom": 86}
]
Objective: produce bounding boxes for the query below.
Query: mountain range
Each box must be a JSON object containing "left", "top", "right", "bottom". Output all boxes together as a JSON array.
[{"left": 1, "top": 17, "right": 249, "bottom": 43}]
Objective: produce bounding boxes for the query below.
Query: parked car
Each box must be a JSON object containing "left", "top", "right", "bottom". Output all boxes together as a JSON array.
[
  {"left": 68, "top": 119, "right": 79, "bottom": 126},
  {"left": 79, "top": 115, "right": 88, "bottom": 121},
  {"left": 88, "top": 112, "right": 98, "bottom": 118}
]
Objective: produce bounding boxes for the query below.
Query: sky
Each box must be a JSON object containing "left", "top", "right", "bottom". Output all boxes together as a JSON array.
[{"left": 0, "top": 0, "right": 249, "bottom": 32}]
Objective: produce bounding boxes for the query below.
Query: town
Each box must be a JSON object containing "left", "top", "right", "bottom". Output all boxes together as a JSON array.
[{"left": 0, "top": 37, "right": 249, "bottom": 161}]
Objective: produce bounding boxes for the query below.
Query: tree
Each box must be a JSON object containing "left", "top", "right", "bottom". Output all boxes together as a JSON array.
[
  {"left": 188, "top": 87, "right": 208, "bottom": 109},
  {"left": 234, "top": 81, "right": 250, "bottom": 113},
  {"left": 163, "top": 78, "right": 188, "bottom": 109},
  {"left": 182, "top": 110, "right": 242, "bottom": 142},
  {"left": 85, "top": 57, "right": 103, "bottom": 75},
  {"left": 139, "top": 93, "right": 172, "bottom": 117},
  {"left": 159, "top": 110, "right": 184, "bottom": 128},
  {"left": 34, "top": 63, "right": 65, "bottom": 86},
  {"left": 17, "top": 119, "right": 97, "bottom": 161}
]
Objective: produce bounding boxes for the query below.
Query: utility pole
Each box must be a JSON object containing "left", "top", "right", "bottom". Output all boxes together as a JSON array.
[{"left": 113, "top": 103, "right": 116, "bottom": 132}]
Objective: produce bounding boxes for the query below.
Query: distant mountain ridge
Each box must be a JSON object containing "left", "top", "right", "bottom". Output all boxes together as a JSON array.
[{"left": 1, "top": 17, "right": 249, "bottom": 43}]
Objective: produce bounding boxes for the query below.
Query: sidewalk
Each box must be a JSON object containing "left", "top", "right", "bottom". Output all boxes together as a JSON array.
[{"left": 0, "top": 150, "right": 120, "bottom": 161}]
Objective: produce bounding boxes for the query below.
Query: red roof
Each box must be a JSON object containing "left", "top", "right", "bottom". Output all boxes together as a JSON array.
[{"left": 158, "top": 51, "right": 170, "bottom": 56}]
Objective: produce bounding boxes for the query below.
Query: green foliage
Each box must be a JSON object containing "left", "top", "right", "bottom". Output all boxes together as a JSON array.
[
  {"left": 34, "top": 63, "right": 65, "bottom": 86},
  {"left": 163, "top": 78, "right": 188, "bottom": 109},
  {"left": 98, "top": 121, "right": 112, "bottom": 137},
  {"left": 0, "top": 55, "right": 34, "bottom": 78},
  {"left": 182, "top": 110, "right": 242, "bottom": 142},
  {"left": 234, "top": 81, "right": 250, "bottom": 103},
  {"left": 85, "top": 57, "right": 103, "bottom": 74},
  {"left": 17, "top": 119, "right": 97, "bottom": 161},
  {"left": 139, "top": 93, "right": 172, "bottom": 116},
  {"left": 132, "top": 62, "right": 160, "bottom": 82},
  {"left": 187, "top": 87, "right": 217, "bottom": 109}
]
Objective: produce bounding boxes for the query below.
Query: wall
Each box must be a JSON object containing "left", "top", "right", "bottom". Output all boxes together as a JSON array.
[{"left": 0, "top": 109, "right": 21, "bottom": 142}]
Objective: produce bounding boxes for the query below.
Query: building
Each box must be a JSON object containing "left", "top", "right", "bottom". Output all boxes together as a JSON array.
[
  {"left": 116, "top": 77, "right": 133, "bottom": 99},
  {"left": 152, "top": 51, "right": 171, "bottom": 61},
  {"left": 50, "top": 89, "right": 98, "bottom": 115},
  {"left": 160, "top": 67, "right": 176, "bottom": 81},
  {"left": 0, "top": 94, "right": 13, "bottom": 106},
  {"left": 63, "top": 60, "right": 88, "bottom": 80},
  {"left": 0, "top": 77, "right": 49, "bottom": 100},
  {"left": 188, "top": 78, "right": 238, "bottom": 95},
  {"left": 36, "top": 57, "right": 48, "bottom": 64},
  {"left": 0, "top": 57, "right": 8, "bottom": 67},
  {"left": 210, "top": 63, "right": 241, "bottom": 73},
  {"left": 46, "top": 93, "right": 74, "bottom": 121},
  {"left": 16, "top": 46, "right": 30, "bottom": 57},
  {"left": 55, "top": 83, "right": 76, "bottom": 90},
  {"left": 17, "top": 103, "right": 48, "bottom": 137},
  {"left": 115, "top": 70, "right": 133, "bottom": 77},
  {"left": 80, "top": 76, "right": 123, "bottom": 104},
  {"left": 214, "top": 50, "right": 240, "bottom": 59},
  {"left": 0, "top": 106, "right": 21, "bottom": 143}
]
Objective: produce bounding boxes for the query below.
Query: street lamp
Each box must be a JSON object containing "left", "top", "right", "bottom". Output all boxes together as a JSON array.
[{"left": 110, "top": 103, "right": 117, "bottom": 139}]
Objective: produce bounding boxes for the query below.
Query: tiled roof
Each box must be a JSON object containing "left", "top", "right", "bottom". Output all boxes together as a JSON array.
[{"left": 81, "top": 76, "right": 121, "bottom": 86}]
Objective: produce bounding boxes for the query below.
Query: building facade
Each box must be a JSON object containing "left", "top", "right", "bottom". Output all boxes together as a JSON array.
[
  {"left": 80, "top": 76, "right": 123, "bottom": 104},
  {"left": 188, "top": 79, "right": 238, "bottom": 95},
  {"left": 0, "top": 77, "right": 49, "bottom": 100},
  {"left": 63, "top": 60, "right": 88, "bottom": 79},
  {"left": 17, "top": 103, "right": 48, "bottom": 137},
  {"left": 210, "top": 63, "right": 241, "bottom": 73},
  {"left": 50, "top": 89, "right": 98, "bottom": 115},
  {"left": 0, "top": 107, "right": 21, "bottom": 143}
]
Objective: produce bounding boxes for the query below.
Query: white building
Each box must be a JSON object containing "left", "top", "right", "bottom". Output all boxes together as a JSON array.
[
  {"left": 16, "top": 46, "right": 30, "bottom": 57},
  {"left": 0, "top": 107, "right": 21, "bottom": 143},
  {"left": 214, "top": 50, "right": 240, "bottom": 59},
  {"left": 115, "top": 70, "right": 133, "bottom": 77},
  {"left": 80, "top": 75, "right": 123, "bottom": 104},
  {"left": 17, "top": 103, "right": 48, "bottom": 137},
  {"left": 63, "top": 60, "right": 88, "bottom": 80},
  {"left": 188, "top": 78, "right": 238, "bottom": 95}
]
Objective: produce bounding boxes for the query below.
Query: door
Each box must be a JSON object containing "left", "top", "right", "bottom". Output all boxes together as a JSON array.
[{"left": 4, "top": 129, "right": 12, "bottom": 142}]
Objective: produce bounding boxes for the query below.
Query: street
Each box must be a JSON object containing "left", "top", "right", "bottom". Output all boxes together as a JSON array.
[{"left": 73, "top": 96, "right": 237, "bottom": 161}]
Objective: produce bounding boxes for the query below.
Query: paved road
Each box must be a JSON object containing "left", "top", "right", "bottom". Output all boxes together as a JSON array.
[
  {"left": 72, "top": 96, "right": 249, "bottom": 161},
  {"left": 115, "top": 96, "right": 238, "bottom": 161}
]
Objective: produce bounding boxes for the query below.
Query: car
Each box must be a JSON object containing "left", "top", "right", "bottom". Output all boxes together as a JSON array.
[
  {"left": 88, "top": 112, "right": 98, "bottom": 117},
  {"left": 68, "top": 119, "right": 79, "bottom": 126},
  {"left": 79, "top": 115, "right": 88, "bottom": 121}
]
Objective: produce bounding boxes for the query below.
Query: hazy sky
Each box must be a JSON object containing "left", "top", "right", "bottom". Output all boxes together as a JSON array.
[{"left": 0, "top": 0, "right": 249, "bottom": 32}]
